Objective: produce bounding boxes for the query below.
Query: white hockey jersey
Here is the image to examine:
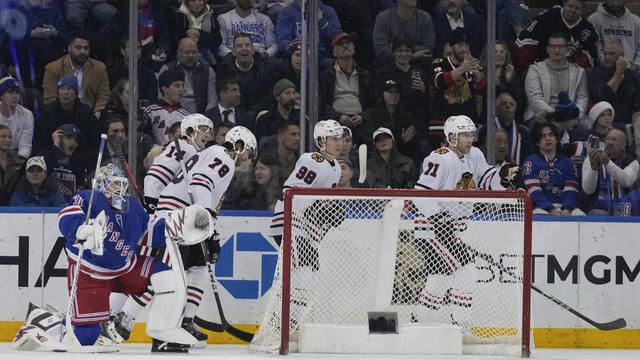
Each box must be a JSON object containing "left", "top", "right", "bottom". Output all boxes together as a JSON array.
[
  {"left": 144, "top": 140, "right": 198, "bottom": 199},
  {"left": 269, "top": 152, "right": 341, "bottom": 237},
  {"left": 414, "top": 146, "right": 504, "bottom": 191},
  {"left": 156, "top": 145, "right": 236, "bottom": 216},
  {"left": 144, "top": 102, "right": 191, "bottom": 146}
]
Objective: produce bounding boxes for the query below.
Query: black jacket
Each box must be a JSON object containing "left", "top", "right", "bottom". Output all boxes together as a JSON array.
[
  {"left": 164, "top": 59, "right": 215, "bottom": 114},
  {"left": 318, "top": 60, "right": 374, "bottom": 120},
  {"left": 34, "top": 100, "right": 100, "bottom": 156}
]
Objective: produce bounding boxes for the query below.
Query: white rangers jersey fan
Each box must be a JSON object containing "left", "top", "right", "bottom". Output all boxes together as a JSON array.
[
  {"left": 156, "top": 145, "right": 235, "bottom": 215},
  {"left": 269, "top": 152, "right": 342, "bottom": 237},
  {"left": 415, "top": 146, "right": 504, "bottom": 191},
  {"left": 144, "top": 140, "right": 198, "bottom": 199}
]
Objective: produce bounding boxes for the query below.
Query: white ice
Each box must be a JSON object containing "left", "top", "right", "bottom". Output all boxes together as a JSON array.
[{"left": 2, "top": 343, "right": 640, "bottom": 360}]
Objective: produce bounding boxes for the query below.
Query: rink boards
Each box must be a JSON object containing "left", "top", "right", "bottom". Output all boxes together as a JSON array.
[{"left": 0, "top": 208, "right": 638, "bottom": 348}]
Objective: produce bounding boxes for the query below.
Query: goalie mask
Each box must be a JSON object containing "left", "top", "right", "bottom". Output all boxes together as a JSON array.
[
  {"left": 313, "top": 120, "right": 343, "bottom": 152},
  {"left": 181, "top": 113, "right": 213, "bottom": 150},
  {"left": 224, "top": 126, "right": 257, "bottom": 159},
  {"left": 444, "top": 115, "right": 476, "bottom": 148},
  {"left": 96, "top": 163, "right": 129, "bottom": 210}
]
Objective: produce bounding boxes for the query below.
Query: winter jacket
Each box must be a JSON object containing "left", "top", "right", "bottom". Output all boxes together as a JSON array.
[
  {"left": 587, "top": 65, "right": 640, "bottom": 125},
  {"left": 318, "top": 61, "right": 375, "bottom": 120},
  {"left": 0, "top": 151, "right": 25, "bottom": 205},
  {"left": 365, "top": 148, "right": 418, "bottom": 189},
  {"left": 34, "top": 100, "right": 100, "bottom": 156},
  {"left": 10, "top": 178, "right": 66, "bottom": 207}
]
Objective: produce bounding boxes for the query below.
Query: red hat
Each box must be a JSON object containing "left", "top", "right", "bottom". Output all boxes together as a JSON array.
[{"left": 332, "top": 32, "right": 353, "bottom": 47}]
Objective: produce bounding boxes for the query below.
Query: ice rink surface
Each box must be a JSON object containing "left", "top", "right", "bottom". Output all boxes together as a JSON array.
[{"left": 2, "top": 343, "right": 640, "bottom": 360}]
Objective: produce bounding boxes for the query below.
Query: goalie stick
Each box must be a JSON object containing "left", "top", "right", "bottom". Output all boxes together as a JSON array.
[
  {"left": 173, "top": 139, "right": 255, "bottom": 343},
  {"left": 66, "top": 134, "right": 108, "bottom": 325},
  {"left": 475, "top": 250, "right": 627, "bottom": 331}
]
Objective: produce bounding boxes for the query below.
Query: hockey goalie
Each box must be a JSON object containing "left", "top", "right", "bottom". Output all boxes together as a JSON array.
[{"left": 12, "top": 164, "right": 214, "bottom": 352}]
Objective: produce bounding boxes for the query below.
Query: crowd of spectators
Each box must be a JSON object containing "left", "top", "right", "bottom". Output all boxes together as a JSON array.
[{"left": 1, "top": 0, "right": 640, "bottom": 216}]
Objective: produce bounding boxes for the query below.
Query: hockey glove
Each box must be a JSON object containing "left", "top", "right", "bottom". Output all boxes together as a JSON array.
[
  {"left": 499, "top": 163, "right": 522, "bottom": 189},
  {"left": 204, "top": 230, "right": 221, "bottom": 264},
  {"left": 74, "top": 210, "right": 106, "bottom": 255},
  {"left": 143, "top": 196, "right": 158, "bottom": 214}
]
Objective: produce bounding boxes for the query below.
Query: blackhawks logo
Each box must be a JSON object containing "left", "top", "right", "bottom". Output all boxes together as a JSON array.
[{"left": 456, "top": 172, "right": 476, "bottom": 190}]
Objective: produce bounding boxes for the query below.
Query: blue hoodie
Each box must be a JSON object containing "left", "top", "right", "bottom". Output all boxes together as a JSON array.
[{"left": 276, "top": 0, "right": 342, "bottom": 59}]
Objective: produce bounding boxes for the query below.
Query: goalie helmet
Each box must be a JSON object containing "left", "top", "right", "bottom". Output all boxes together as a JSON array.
[
  {"left": 180, "top": 113, "right": 213, "bottom": 150},
  {"left": 444, "top": 115, "right": 476, "bottom": 146},
  {"left": 96, "top": 163, "right": 129, "bottom": 210},
  {"left": 224, "top": 126, "right": 257, "bottom": 159},
  {"left": 313, "top": 120, "right": 343, "bottom": 151}
]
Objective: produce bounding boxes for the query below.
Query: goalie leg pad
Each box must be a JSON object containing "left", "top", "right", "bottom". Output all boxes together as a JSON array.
[{"left": 448, "top": 263, "right": 477, "bottom": 333}]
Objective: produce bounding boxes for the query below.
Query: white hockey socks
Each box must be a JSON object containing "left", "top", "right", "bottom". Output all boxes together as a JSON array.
[{"left": 184, "top": 265, "right": 208, "bottom": 319}]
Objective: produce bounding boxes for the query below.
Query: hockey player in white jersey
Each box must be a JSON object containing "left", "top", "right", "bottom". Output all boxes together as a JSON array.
[
  {"left": 269, "top": 119, "right": 344, "bottom": 246},
  {"left": 103, "top": 126, "right": 257, "bottom": 350},
  {"left": 411, "top": 115, "right": 520, "bottom": 333},
  {"left": 143, "top": 113, "right": 214, "bottom": 213}
]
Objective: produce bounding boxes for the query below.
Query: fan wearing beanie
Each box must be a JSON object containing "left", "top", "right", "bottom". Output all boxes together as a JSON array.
[{"left": 588, "top": 101, "right": 615, "bottom": 140}]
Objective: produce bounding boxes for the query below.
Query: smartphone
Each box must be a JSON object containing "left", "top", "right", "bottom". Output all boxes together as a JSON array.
[
  {"left": 410, "top": 68, "right": 422, "bottom": 80},
  {"left": 138, "top": 99, "right": 149, "bottom": 111},
  {"left": 588, "top": 136, "right": 605, "bottom": 151}
]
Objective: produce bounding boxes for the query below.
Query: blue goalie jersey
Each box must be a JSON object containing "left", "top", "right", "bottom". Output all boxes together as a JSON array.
[{"left": 58, "top": 191, "right": 166, "bottom": 279}]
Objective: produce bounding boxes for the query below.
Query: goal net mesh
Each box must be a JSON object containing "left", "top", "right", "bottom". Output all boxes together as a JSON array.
[{"left": 250, "top": 190, "right": 530, "bottom": 355}]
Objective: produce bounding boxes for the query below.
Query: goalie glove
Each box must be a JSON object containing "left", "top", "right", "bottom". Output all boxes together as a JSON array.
[
  {"left": 143, "top": 196, "right": 158, "bottom": 214},
  {"left": 204, "top": 230, "right": 221, "bottom": 263},
  {"left": 165, "top": 204, "right": 214, "bottom": 245},
  {"left": 499, "top": 163, "right": 522, "bottom": 189},
  {"left": 74, "top": 210, "right": 107, "bottom": 255}
]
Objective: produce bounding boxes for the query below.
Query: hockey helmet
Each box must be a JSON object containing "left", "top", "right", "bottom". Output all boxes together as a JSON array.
[
  {"left": 313, "top": 119, "right": 343, "bottom": 150},
  {"left": 224, "top": 126, "right": 257, "bottom": 158},
  {"left": 180, "top": 113, "right": 213, "bottom": 150},
  {"left": 96, "top": 163, "right": 129, "bottom": 210},
  {"left": 443, "top": 115, "right": 476, "bottom": 146}
]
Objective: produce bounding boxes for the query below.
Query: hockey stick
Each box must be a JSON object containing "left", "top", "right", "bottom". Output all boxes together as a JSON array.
[
  {"left": 113, "top": 142, "right": 144, "bottom": 204},
  {"left": 475, "top": 251, "right": 627, "bottom": 331},
  {"left": 66, "top": 134, "right": 108, "bottom": 326},
  {"left": 173, "top": 140, "right": 255, "bottom": 342},
  {"left": 357, "top": 144, "right": 367, "bottom": 185}
]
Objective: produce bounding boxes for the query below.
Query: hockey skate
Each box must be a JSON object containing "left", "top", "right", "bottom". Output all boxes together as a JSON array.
[
  {"left": 99, "top": 312, "right": 133, "bottom": 345},
  {"left": 181, "top": 317, "right": 208, "bottom": 349},
  {"left": 151, "top": 338, "right": 190, "bottom": 353}
]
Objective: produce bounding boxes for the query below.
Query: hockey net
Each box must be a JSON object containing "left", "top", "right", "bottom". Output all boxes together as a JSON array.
[{"left": 249, "top": 189, "right": 532, "bottom": 356}]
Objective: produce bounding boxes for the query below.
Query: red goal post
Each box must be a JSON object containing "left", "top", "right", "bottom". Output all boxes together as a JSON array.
[{"left": 254, "top": 188, "right": 532, "bottom": 357}]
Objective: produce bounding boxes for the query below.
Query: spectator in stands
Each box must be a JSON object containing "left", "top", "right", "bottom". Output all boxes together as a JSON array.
[
  {"left": 255, "top": 79, "right": 300, "bottom": 140},
  {"left": 480, "top": 41, "right": 524, "bottom": 117},
  {"left": 587, "top": 40, "right": 640, "bottom": 126},
  {"left": 258, "top": 0, "right": 293, "bottom": 24},
  {"left": 324, "top": 0, "right": 384, "bottom": 70},
  {"left": 524, "top": 32, "right": 589, "bottom": 126},
  {"left": 0, "top": 77, "right": 34, "bottom": 158},
  {"left": 433, "top": 0, "right": 485, "bottom": 58},
  {"left": 477, "top": 92, "right": 531, "bottom": 165},
  {"left": 204, "top": 78, "right": 253, "bottom": 130},
  {"left": 144, "top": 69, "right": 191, "bottom": 146},
  {"left": 588, "top": 0, "right": 640, "bottom": 71},
  {"left": 588, "top": 101, "right": 617, "bottom": 141},
  {"left": 493, "top": 128, "right": 511, "bottom": 164},
  {"left": 373, "top": 0, "right": 435, "bottom": 66},
  {"left": 374, "top": 36, "right": 429, "bottom": 123},
  {"left": 364, "top": 127, "right": 417, "bottom": 189},
  {"left": 42, "top": 123, "right": 88, "bottom": 199},
  {"left": 102, "top": 116, "right": 128, "bottom": 167},
  {"left": 269, "top": 121, "right": 300, "bottom": 185},
  {"left": 319, "top": 33, "right": 374, "bottom": 133},
  {"left": 42, "top": 34, "right": 110, "bottom": 118},
  {"left": 362, "top": 79, "right": 420, "bottom": 161},
  {"left": 582, "top": 128, "right": 639, "bottom": 215},
  {"left": 218, "top": 0, "right": 278, "bottom": 59},
  {"left": 216, "top": 33, "right": 282, "bottom": 116},
  {"left": 0, "top": 125, "right": 25, "bottom": 205},
  {"left": 64, "top": 0, "right": 117, "bottom": 35},
  {"left": 103, "top": 79, "right": 130, "bottom": 123},
  {"left": 8, "top": 0, "right": 68, "bottom": 90},
  {"left": 515, "top": 0, "right": 599, "bottom": 69},
  {"left": 229, "top": 152, "right": 282, "bottom": 210},
  {"left": 158, "top": 37, "right": 217, "bottom": 114},
  {"left": 175, "top": 0, "right": 222, "bottom": 65},
  {"left": 430, "top": 28, "right": 485, "bottom": 148},
  {"left": 337, "top": 158, "right": 354, "bottom": 188},
  {"left": 107, "top": 38, "right": 158, "bottom": 104},
  {"left": 10, "top": 156, "right": 66, "bottom": 207},
  {"left": 276, "top": 0, "right": 342, "bottom": 60},
  {"left": 213, "top": 121, "right": 235, "bottom": 145},
  {"left": 281, "top": 40, "right": 303, "bottom": 91},
  {"left": 522, "top": 121, "right": 583, "bottom": 215},
  {"left": 35, "top": 75, "right": 99, "bottom": 156}
]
